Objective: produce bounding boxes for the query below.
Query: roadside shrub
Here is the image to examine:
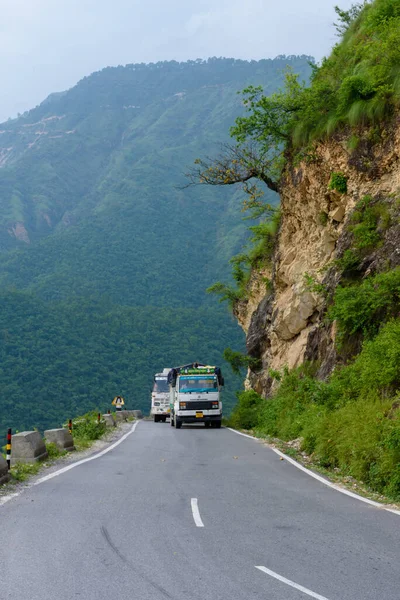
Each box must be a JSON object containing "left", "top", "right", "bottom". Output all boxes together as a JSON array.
[
  {"left": 229, "top": 390, "right": 263, "bottom": 430},
  {"left": 230, "top": 321, "right": 400, "bottom": 500},
  {"left": 69, "top": 411, "right": 106, "bottom": 442},
  {"left": 10, "top": 462, "right": 41, "bottom": 482},
  {"left": 45, "top": 442, "right": 65, "bottom": 459},
  {"left": 256, "top": 366, "right": 327, "bottom": 440},
  {"left": 330, "top": 319, "right": 400, "bottom": 403}
]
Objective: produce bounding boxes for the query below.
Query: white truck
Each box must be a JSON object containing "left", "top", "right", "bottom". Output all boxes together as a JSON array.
[
  {"left": 168, "top": 363, "right": 224, "bottom": 429},
  {"left": 150, "top": 368, "right": 171, "bottom": 422}
]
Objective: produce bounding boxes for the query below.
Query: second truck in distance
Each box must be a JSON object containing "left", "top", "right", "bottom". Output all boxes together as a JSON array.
[{"left": 151, "top": 368, "right": 171, "bottom": 422}]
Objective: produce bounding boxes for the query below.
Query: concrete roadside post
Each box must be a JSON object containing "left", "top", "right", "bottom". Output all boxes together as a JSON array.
[
  {"left": 0, "top": 453, "right": 9, "bottom": 484},
  {"left": 11, "top": 431, "right": 48, "bottom": 465},
  {"left": 6, "top": 428, "right": 11, "bottom": 469},
  {"left": 103, "top": 414, "right": 115, "bottom": 428},
  {"left": 44, "top": 428, "right": 75, "bottom": 452}
]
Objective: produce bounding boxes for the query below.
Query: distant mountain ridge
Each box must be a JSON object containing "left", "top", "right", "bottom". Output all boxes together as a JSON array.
[{"left": 0, "top": 57, "right": 313, "bottom": 431}]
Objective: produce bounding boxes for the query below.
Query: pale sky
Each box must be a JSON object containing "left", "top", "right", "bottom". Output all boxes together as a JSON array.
[{"left": 0, "top": 0, "right": 354, "bottom": 122}]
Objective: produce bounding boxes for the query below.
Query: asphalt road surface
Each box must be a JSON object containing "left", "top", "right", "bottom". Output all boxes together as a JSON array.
[{"left": 1, "top": 421, "right": 399, "bottom": 600}]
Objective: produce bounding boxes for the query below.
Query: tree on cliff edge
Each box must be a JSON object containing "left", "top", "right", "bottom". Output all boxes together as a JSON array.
[{"left": 185, "top": 70, "right": 309, "bottom": 215}]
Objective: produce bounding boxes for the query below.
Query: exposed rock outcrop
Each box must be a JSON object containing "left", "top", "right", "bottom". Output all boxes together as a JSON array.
[{"left": 236, "top": 118, "right": 400, "bottom": 396}]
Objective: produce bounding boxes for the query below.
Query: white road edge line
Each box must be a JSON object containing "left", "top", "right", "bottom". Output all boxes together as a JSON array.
[
  {"left": 256, "top": 566, "right": 330, "bottom": 600},
  {"left": 228, "top": 428, "right": 400, "bottom": 517},
  {"left": 34, "top": 421, "right": 139, "bottom": 485},
  {"left": 191, "top": 498, "right": 204, "bottom": 527},
  {"left": 0, "top": 422, "right": 139, "bottom": 507}
]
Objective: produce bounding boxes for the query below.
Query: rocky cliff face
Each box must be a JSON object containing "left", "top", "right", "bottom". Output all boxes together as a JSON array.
[{"left": 235, "top": 117, "right": 400, "bottom": 396}]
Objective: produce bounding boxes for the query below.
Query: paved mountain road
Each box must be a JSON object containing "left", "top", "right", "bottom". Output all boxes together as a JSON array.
[{"left": 1, "top": 421, "right": 399, "bottom": 600}]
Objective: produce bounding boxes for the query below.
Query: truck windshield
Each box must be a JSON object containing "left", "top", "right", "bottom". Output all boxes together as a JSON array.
[
  {"left": 179, "top": 377, "right": 218, "bottom": 393},
  {"left": 153, "top": 378, "right": 169, "bottom": 392}
]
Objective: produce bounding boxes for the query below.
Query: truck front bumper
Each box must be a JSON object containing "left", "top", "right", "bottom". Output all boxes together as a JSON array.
[{"left": 176, "top": 411, "right": 222, "bottom": 423}]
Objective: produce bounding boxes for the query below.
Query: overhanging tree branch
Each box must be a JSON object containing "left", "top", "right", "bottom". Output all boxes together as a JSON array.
[{"left": 184, "top": 143, "right": 280, "bottom": 193}]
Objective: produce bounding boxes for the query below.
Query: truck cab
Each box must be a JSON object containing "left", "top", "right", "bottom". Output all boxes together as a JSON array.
[
  {"left": 150, "top": 368, "right": 171, "bottom": 422},
  {"left": 169, "top": 363, "right": 223, "bottom": 429}
]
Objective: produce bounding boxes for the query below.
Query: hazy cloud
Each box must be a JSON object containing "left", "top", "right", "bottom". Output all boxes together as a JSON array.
[{"left": 0, "top": 0, "right": 354, "bottom": 122}]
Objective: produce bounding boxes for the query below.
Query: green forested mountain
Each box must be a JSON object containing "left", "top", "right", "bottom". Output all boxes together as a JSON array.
[
  {"left": 0, "top": 57, "right": 312, "bottom": 432},
  {"left": 0, "top": 292, "right": 240, "bottom": 431}
]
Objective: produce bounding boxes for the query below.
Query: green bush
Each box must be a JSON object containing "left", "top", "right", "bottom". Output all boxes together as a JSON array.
[
  {"left": 69, "top": 411, "right": 106, "bottom": 442},
  {"left": 45, "top": 442, "right": 65, "bottom": 459},
  {"left": 223, "top": 348, "right": 261, "bottom": 375},
  {"left": 329, "top": 172, "right": 348, "bottom": 194},
  {"left": 229, "top": 390, "right": 264, "bottom": 430},
  {"left": 330, "top": 319, "right": 400, "bottom": 403},
  {"left": 349, "top": 195, "right": 390, "bottom": 251},
  {"left": 318, "top": 212, "right": 329, "bottom": 226},
  {"left": 329, "top": 268, "right": 400, "bottom": 338}
]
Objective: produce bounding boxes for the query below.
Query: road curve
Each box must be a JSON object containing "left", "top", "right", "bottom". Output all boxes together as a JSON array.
[{"left": 1, "top": 421, "right": 399, "bottom": 600}]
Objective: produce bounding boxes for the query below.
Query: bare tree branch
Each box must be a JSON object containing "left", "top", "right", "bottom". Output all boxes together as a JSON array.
[{"left": 182, "top": 143, "right": 280, "bottom": 193}]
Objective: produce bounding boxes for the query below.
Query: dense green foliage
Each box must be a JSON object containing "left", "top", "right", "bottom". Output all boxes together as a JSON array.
[
  {"left": 293, "top": 0, "right": 400, "bottom": 145},
  {"left": 0, "top": 291, "right": 241, "bottom": 433},
  {"left": 230, "top": 320, "right": 400, "bottom": 500},
  {"left": 0, "top": 58, "right": 315, "bottom": 433},
  {"left": 329, "top": 267, "right": 400, "bottom": 338}
]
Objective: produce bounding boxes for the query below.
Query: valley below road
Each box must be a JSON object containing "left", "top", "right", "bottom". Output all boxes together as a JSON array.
[{"left": 1, "top": 421, "right": 399, "bottom": 600}]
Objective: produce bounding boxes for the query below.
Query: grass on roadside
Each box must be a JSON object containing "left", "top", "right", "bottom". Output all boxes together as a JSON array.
[
  {"left": 65, "top": 410, "right": 108, "bottom": 451},
  {"left": 227, "top": 320, "right": 400, "bottom": 503}
]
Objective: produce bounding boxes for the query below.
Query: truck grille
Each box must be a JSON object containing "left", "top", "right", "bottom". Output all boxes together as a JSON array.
[{"left": 181, "top": 401, "right": 215, "bottom": 410}]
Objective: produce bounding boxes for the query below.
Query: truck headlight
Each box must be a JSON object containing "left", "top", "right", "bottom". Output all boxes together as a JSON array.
[{"left": 179, "top": 402, "right": 187, "bottom": 409}]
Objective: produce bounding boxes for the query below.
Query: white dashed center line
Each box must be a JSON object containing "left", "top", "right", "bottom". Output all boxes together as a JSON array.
[{"left": 191, "top": 498, "right": 204, "bottom": 527}]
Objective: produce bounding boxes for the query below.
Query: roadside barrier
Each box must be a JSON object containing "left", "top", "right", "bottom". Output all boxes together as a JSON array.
[
  {"left": 44, "top": 428, "right": 75, "bottom": 452},
  {"left": 103, "top": 414, "right": 116, "bottom": 428},
  {"left": 1, "top": 408, "right": 141, "bottom": 485},
  {"left": 11, "top": 431, "right": 48, "bottom": 465},
  {"left": 0, "top": 453, "right": 9, "bottom": 484}
]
